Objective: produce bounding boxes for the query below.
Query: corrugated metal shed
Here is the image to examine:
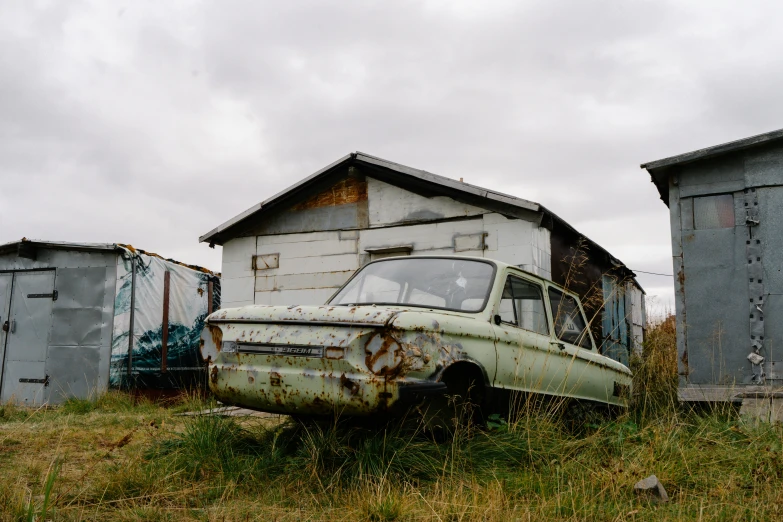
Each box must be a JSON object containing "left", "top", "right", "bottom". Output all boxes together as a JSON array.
[
  {"left": 642, "top": 128, "right": 783, "bottom": 402},
  {"left": 0, "top": 239, "right": 220, "bottom": 405}
]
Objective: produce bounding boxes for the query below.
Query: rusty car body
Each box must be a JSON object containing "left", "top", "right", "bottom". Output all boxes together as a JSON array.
[{"left": 201, "top": 256, "right": 632, "bottom": 416}]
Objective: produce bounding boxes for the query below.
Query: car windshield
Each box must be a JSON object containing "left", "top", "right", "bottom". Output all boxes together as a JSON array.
[{"left": 329, "top": 258, "right": 495, "bottom": 312}]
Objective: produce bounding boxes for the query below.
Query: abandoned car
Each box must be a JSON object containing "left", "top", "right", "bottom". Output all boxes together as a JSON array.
[{"left": 200, "top": 256, "right": 632, "bottom": 417}]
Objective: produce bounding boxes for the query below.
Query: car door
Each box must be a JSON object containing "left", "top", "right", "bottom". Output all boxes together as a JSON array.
[
  {"left": 545, "top": 286, "right": 614, "bottom": 402},
  {"left": 492, "top": 272, "right": 555, "bottom": 394}
]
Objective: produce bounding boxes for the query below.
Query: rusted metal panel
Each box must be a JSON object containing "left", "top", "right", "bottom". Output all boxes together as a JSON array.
[
  {"left": 291, "top": 176, "right": 367, "bottom": 210},
  {"left": 647, "top": 135, "right": 783, "bottom": 399},
  {"left": 252, "top": 253, "right": 279, "bottom": 271}
]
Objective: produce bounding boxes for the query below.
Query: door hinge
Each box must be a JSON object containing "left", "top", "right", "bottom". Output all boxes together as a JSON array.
[
  {"left": 27, "top": 290, "right": 57, "bottom": 301},
  {"left": 19, "top": 375, "right": 49, "bottom": 386}
]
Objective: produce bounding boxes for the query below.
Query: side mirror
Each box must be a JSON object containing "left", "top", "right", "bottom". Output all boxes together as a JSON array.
[{"left": 493, "top": 314, "right": 502, "bottom": 325}]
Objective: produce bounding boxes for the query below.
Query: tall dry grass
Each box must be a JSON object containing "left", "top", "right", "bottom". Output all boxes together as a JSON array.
[{"left": 4, "top": 318, "right": 783, "bottom": 520}]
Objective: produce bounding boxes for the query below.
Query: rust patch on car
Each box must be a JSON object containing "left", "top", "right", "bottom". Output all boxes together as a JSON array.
[
  {"left": 209, "top": 324, "right": 223, "bottom": 349},
  {"left": 340, "top": 373, "right": 360, "bottom": 395}
]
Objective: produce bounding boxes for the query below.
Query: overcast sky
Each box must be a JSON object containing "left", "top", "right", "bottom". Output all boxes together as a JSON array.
[{"left": 2, "top": 0, "right": 782, "bottom": 311}]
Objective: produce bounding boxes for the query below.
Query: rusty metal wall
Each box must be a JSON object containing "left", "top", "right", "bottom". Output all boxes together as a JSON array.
[{"left": 673, "top": 141, "right": 783, "bottom": 398}]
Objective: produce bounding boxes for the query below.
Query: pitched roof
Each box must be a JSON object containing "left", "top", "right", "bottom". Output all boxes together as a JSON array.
[
  {"left": 640, "top": 128, "right": 783, "bottom": 206},
  {"left": 199, "top": 152, "right": 541, "bottom": 244}
]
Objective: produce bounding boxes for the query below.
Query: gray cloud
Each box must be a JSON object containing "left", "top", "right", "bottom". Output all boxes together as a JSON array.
[{"left": 3, "top": 0, "right": 782, "bottom": 309}]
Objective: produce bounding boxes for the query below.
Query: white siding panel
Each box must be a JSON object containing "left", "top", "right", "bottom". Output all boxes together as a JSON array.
[
  {"left": 221, "top": 237, "right": 258, "bottom": 304},
  {"left": 257, "top": 238, "right": 358, "bottom": 258},
  {"left": 255, "top": 275, "right": 277, "bottom": 292},
  {"left": 251, "top": 233, "right": 360, "bottom": 305},
  {"left": 495, "top": 244, "right": 533, "bottom": 268},
  {"left": 222, "top": 299, "right": 255, "bottom": 309},
  {"left": 276, "top": 253, "right": 359, "bottom": 276},
  {"left": 482, "top": 212, "right": 510, "bottom": 225},
  {"left": 483, "top": 214, "right": 538, "bottom": 272},
  {"left": 221, "top": 276, "right": 255, "bottom": 304},
  {"left": 480, "top": 213, "right": 551, "bottom": 278},
  {"left": 252, "top": 292, "right": 272, "bottom": 305},
  {"left": 257, "top": 231, "right": 339, "bottom": 246},
  {"left": 272, "top": 271, "right": 353, "bottom": 291},
  {"left": 222, "top": 237, "right": 256, "bottom": 263},
  {"left": 497, "top": 223, "right": 533, "bottom": 247},
  {"left": 265, "top": 288, "right": 337, "bottom": 306},
  {"left": 449, "top": 249, "right": 484, "bottom": 258},
  {"left": 222, "top": 260, "right": 254, "bottom": 280},
  {"left": 530, "top": 226, "right": 552, "bottom": 279},
  {"left": 360, "top": 220, "right": 484, "bottom": 253},
  {"left": 368, "top": 178, "right": 487, "bottom": 227}
]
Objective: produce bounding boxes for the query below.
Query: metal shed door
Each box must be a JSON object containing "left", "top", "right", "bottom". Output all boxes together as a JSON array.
[{"left": 0, "top": 271, "right": 56, "bottom": 405}]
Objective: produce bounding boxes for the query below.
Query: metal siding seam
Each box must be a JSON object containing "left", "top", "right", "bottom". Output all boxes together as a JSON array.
[{"left": 745, "top": 188, "right": 765, "bottom": 383}]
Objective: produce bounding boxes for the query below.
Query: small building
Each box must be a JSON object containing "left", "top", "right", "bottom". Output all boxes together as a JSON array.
[
  {"left": 642, "top": 128, "right": 783, "bottom": 402},
  {"left": 201, "top": 152, "right": 645, "bottom": 365},
  {"left": 0, "top": 240, "right": 220, "bottom": 405}
]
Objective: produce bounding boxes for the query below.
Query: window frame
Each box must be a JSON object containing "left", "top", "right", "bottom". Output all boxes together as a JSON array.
[
  {"left": 546, "top": 286, "right": 594, "bottom": 350},
  {"left": 496, "top": 272, "right": 550, "bottom": 336},
  {"left": 327, "top": 256, "right": 498, "bottom": 313},
  {"left": 692, "top": 193, "right": 735, "bottom": 230}
]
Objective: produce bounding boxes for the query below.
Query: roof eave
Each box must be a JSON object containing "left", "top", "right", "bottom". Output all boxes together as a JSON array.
[
  {"left": 200, "top": 151, "right": 542, "bottom": 245},
  {"left": 640, "top": 127, "right": 783, "bottom": 171},
  {"left": 199, "top": 153, "right": 355, "bottom": 245},
  {"left": 0, "top": 239, "right": 119, "bottom": 256},
  {"left": 640, "top": 127, "right": 783, "bottom": 208}
]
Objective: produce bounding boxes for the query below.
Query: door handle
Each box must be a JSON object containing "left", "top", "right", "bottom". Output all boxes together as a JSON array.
[{"left": 551, "top": 341, "right": 566, "bottom": 351}]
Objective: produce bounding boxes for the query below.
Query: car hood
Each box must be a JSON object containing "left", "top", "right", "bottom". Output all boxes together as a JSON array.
[{"left": 206, "top": 304, "right": 402, "bottom": 327}]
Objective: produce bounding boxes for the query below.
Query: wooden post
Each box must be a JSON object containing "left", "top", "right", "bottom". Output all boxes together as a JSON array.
[
  {"left": 161, "top": 270, "right": 170, "bottom": 373},
  {"left": 207, "top": 280, "right": 214, "bottom": 314}
]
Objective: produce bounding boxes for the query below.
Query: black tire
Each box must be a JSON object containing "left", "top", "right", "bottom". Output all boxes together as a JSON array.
[{"left": 416, "top": 365, "right": 486, "bottom": 437}]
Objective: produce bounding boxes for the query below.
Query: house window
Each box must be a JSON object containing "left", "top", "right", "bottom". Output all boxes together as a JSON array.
[{"left": 693, "top": 194, "right": 734, "bottom": 229}]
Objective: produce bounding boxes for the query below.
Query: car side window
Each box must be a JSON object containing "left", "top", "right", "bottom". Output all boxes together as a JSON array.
[
  {"left": 497, "top": 276, "right": 549, "bottom": 335},
  {"left": 548, "top": 288, "right": 591, "bottom": 349}
]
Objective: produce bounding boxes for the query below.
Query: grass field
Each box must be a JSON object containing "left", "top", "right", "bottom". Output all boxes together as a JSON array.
[{"left": 2, "top": 318, "right": 783, "bottom": 521}]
